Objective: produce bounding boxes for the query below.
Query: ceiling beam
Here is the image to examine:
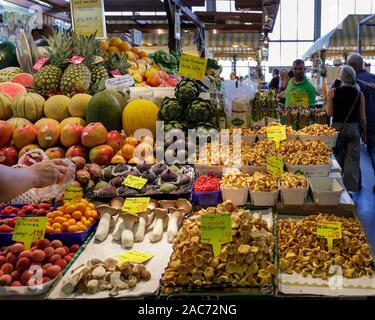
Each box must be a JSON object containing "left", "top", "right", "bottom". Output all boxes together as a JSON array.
[
  {"left": 235, "top": 0, "right": 263, "bottom": 11},
  {"left": 169, "top": 0, "right": 204, "bottom": 28}
]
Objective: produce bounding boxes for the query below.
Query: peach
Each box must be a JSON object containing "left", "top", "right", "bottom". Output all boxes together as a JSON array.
[
  {"left": 50, "top": 240, "right": 63, "bottom": 249},
  {"left": 64, "top": 255, "right": 72, "bottom": 263},
  {"left": 46, "top": 265, "right": 61, "bottom": 278},
  {"left": 89, "top": 144, "right": 114, "bottom": 165},
  {"left": 20, "top": 270, "right": 33, "bottom": 286},
  {"left": 49, "top": 254, "right": 61, "bottom": 264},
  {"left": 147, "top": 75, "right": 162, "bottom": 87},
  {"left": 37, "top": 123, "right": 60, "bottom": 148},
  {"left": 30, "top": 249, "right": 46, "bottom": 262},
  {"left": 19, "top": 250, "right": 32, "bottom": 259},
  {"left": 54, "top": 259, "right": 67, "bottom": 270},
  {"left": 45, "top": 147, "right": 65, "bottom": 160},
  {"left": 1, "top": 263, "right": 14, "bottom": 274},
  {"left": 0, "top": 256, "right": 6, "bottom": 266},
  {"left": 10, "top": 243, "right": 24, "bottom": 254},
  {"left": 43, "top": 247, "right": 55, "bottom": 259},
  {"left": 6, "top": 252, "right": 17, "bottom": 265},
  {"left": 43, "top": 263, "right": 53, "bottom": 270},
  {"left": 0, "top": 120, "right": 13, "bottom": 147},
  {"left": 54, "top": 247, "right": 67, "bottom": 257},
  {"left": 10, "top": 270, "right": 21, "bottom": 281},
  {"left": 15, "top": 257, "right": 30, "bottom": 272},
  {"left": 69, "top": 244, "right": 80, "bottom": 253},
  {"left": 65, "top": 145, "right": 88, "bottom": 160},
  {"left": 12, "top": 124, "right": 38, "bottom": 149},
  {"left": 0, "top": 274, "right": 12, "bottom": 286},
  {"left": 10, "top": 280, "right": 22, "bottom": 286},
  {"left": 37, "top": 239, "right": 50, "bottom": 250},
  {"left": 60, "top": 123, "right": 84, "bottom": 148}
]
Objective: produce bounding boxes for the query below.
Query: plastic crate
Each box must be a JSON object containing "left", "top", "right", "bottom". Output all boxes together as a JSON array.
[
  {"left": 221, "top": 187, "right": 248, "bottom": 206},
  {"left": 309, "top": 177, "right": 344, "bottom": 205},
  {"left": 192, "top": 190, "right": 221, "bottom": 206},
  {"left": 249, "top": 190, "right": 278, "bottom": 207}
]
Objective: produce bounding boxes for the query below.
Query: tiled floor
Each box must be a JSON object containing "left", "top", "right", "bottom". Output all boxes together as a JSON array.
[{"left": 352, "top": 145, "right": 375, "bottom": 250}]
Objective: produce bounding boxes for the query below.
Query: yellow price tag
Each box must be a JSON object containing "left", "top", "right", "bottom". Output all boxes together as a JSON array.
[
  {"left": 116, "top": 250, "right": 154, "bottom": 265},
  {"left": 64, "top": 187, "right": 83, "bottom": 204},
  {"left": 290, "top": 92, "right": 309, "bottom": 107},
  {"left": 201, "top": 213, "right": 232, "bottom": 257},
  {"left": 123, "top": 175, "right": 148, "bottom": 190},
  {"left": 122, "top": 197, "right": 150, "bottom": 214},
  {"left": 12, "top": 217, "right": 48, "bottom": 250},
  {"left": 317, "top": 220, "right": 342, "bottom": 250},
  {"left": 267, "top": 156, "right": 283, "bottom": 179},
  {"left": 178, "top": 53, "right": 208, "bottom": 80},
  {"left": 267, "top": 125, "right": 286, "bottom": 148}
]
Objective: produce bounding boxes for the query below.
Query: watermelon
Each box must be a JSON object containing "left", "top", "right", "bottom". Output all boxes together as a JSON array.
[
  {"left": 86, "top": 90, "right": 122, "bottom": 131},
  {"left": 0, "top": 41, "right": 19, "bottom": 69},
  {"left": 0, "top": 82, "right": 27, "bottom": 97},
  {"left": 10, "top": 73, "right": 34, "bottom": 88}
]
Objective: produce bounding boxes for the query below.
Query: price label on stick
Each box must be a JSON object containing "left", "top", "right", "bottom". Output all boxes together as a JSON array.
[
  {"left": 64, "top": 187, "right": 83, "bottom": 204},
  {"left": 122, "top": 197, "right": 150, "bottom": 214},
  {"left": 201, "top": 213, "right": 232, "bottom": 257},
  {"left": 12, "top": 217, "right": 48, "bottom": 250},
  {"left": 116, "top": 250, "right": 154, "bottom": 265},
  {"left": 317, "top": 220, "right": 342, "bottom": 250},
  {"left": 267, "top": 125, "right": 286, "bottom": 148},
  {"left": 123, "top": 175, "right": 148, "bottom": 190},
  {"left": 267, "top": 156, "right": 283, "bottom": 179},
  {"left": 178, "top": 53, "right": 208, "bottom": 80}
]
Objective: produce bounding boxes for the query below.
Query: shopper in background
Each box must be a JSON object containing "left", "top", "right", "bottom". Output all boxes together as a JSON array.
[
  {"left": 269, "top": 68, "right": 280, "bottom": 91},
  {"left": 348, "top": 53, "right": 375, "bottom": 192},
  {"left": 0, "top": 159, "right": 68, "bottom": 202},
  {"left": 230, "top": 72, "right": 238, "bottom": 80},
  {"left": 285, "top": 59, "right": 316, "bottom": 108},
  {"left": 277, "top": 68, "right": 290, "bottom": 103},
  {"left": 327, "top": 65, "right": 366, "bottom": 192}
]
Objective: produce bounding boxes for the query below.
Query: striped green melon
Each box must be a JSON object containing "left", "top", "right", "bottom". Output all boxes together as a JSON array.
[
  {"left": 7, "top": 117, "right": 32, "bottom": 130},
  {"left": 86, "top": 90, "right": 122, "bottom": 131},
  {"left": 11, "top": 93, "right": 45, "bottom": 123},
  {"left": 0, "top": 92, "right": 13, "bottom": 120}
]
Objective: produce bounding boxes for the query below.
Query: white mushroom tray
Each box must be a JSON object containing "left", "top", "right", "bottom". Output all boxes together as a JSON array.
[{"left": 47, "top": 221, "right": 174, "bottom": 299}]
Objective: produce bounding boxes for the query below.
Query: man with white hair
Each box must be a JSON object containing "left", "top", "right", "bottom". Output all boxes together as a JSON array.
[{"left": 348, "top": 53, "right": 375, "bottom": 192}]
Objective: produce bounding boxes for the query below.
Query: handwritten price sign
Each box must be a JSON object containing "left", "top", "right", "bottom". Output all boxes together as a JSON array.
[
  {"left": 178, "top": 53, "right": 208, "bottom": 80},
  {"left": 12, "top": 217, "right": 48, "bottom": 249},
  {"left": 122, "top": 197, "right": 150, "bottom": 215},
  {"left": 123, "top": 175, "right": 148, "bottom": 190},
  {"left": 317, "top": 220, "right": 342, "bottom": 250}
]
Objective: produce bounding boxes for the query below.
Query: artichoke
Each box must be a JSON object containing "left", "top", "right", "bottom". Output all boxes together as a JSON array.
[
  {"left": 163, "top": 121, "right": 186, "bottom": 133},
  {"left": 159, "top": 97, "right": 184, "bottom": 122},
  {"left": 195, "top": 122, "right": 219, "bottom": 141},
  {"left": 175, "top": 79, "right": 200, "bottom": 104},
  {"left": 187, "top": 98, "right": 215, "bottom": 124}
]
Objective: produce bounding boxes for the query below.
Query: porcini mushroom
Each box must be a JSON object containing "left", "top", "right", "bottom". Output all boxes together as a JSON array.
[
  {"left": 133, "top": 199, "right": 158, "bottom": 242},
  {"left": 167, "top": 199, "right": 193, "bottom": 242},
  {"left": 95, "top": 197, "right": 124, "bottom": 241},
  {"left": 120, "top": 213, "right": 139, "bottom": 248},
  {"left": 150, "top": 208, "right": 169, "bottom": 242}
]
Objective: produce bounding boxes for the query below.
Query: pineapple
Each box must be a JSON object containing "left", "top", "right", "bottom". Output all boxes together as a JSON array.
[
  {"left": 105, "top": 51, "right": 131, "bottom": 75},
  {"left": 60, "top": 33, "right": 98, "bottom": 97},
  {"left": 90, "top": 63, "right": 109, "bottom": 84},
  {"left": 33, "top": 31, "right": 72, "bottom": 97}
]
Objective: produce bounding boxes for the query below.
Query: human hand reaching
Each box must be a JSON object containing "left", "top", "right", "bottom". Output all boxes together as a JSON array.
[{"left": 30, "top": 159, "right": 68, "bottom": 188}]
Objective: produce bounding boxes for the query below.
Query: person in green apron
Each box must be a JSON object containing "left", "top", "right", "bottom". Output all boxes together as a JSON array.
[{"left": 285, "top": 59, "right": 317, "bottom": 108}]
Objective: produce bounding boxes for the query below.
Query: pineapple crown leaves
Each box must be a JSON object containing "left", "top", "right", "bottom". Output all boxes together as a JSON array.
[
  {"left": 105, "top": 51, "right": 131, "bottom": 75},
  {"left": 43, "top": 30, "right": 73, "bottom": 67},
  {"left": 71, "top": 32, "right": 100, "bottom": 67}
]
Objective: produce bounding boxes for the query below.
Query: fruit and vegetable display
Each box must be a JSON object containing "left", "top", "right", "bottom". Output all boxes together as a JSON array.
[
  {"left": 45, "top": 199, "right": 99, "bottom": 234},
  {"left": 278, "top": 214, "right": 374, "bottom": 279},
  {"left": 85, "top": 163, "right": 194, "bottom": 198},
  {"left": 0, "top": 240, "right": 80, "bottom": 287},
  {"left": 161, "top": 201, "right": 276, "bottom": 291},
  {"left": 221, "top": 173, "right": 251, "bottom": 189},
  {"left": 61, "top": 258, "right": 151, "bottom": 296},
  {"left": 0, "top": 203, "right": 53, "bottom": 217},
  {"left": 284, "top": 107, "right": 328, "bottom": 131},
  {"left": 149, "top": 50, "right": 180, "bottom": 75},
  {"left": 95, "top": 198, "right": 192, "bottom": 248}
]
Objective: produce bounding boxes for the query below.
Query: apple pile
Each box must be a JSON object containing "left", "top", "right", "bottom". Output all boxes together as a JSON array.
[
  {"left": 0, "top": 240, "right": 79, "bottom": 286},
  {"left": 0, "top": 203, "right": 53, "bottom": 217}
]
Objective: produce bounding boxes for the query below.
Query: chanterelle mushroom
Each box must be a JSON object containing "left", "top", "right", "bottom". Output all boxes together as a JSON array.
[
  {"left": 95, "top": 197, "right": 124, "bottom": 241},
  {"left": 150, "top": 208, "right": 169, "bottom": 242}
]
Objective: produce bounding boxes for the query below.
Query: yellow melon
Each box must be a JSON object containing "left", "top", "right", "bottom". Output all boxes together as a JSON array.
[
  {"left": 69, "top": 93, "right": 92, "bottom": 118},
  {"left": 44, "top": 95, "right": 70, "bottom": 121}
]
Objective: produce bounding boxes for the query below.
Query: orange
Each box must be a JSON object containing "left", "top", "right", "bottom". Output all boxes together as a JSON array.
[
  {"left": 46, "top": 226, "right": 54, "bottom": 233},
  {"left": 62, "top": 222, "right": 70, "bottom": 231},
  {"left": 72, "top": 211, "right": 82, "bottom": 220},
  {"left": 111, "top": 154, "right": 126, "bottom": 164},
  {"left": 47, "top": 218, "right": 53, "bottom": 224},
  {"left": 80, "top": 199, "right": 89, "bottom": 206},
  {"left": 77, "top": 203, "right": 87, "bottom": 214},
  {"left": 121, "top": 144, "right": 135, "bottom": 160},
  {"left": 109, "top": 37, "right": 122, "bottom": 48},
  {"left": 118, "top": 41, "right": 130, "bottom": 52},
  {"left": 78, "top": 225, "right": 87, "bottom": 231},
  {"left": 76, "top": 221, "right": 83, "bottom": 227},
  {"left": 125, "top": 136, "right": 138, "bottom": 147},
  {"left": 139, "top": 51, "right": 148, "bottom": 58},
  {"left": 68, "top": 218, "right": 76, "bottom": 225},
  {"left": 64, "top": 204, "right": 77, "bottom": 214},
  {"left": 81, "top": 216, "right": 87, "bottom": 223},
  {"left": 67, "top": 225, "right": 79, "bottom": 232},
  {"left": 55, "top": 217, "right": 67, "bottom": 224},
  {"left": 88, "top": 217, "right": 94, "bottom": 223},
  {"left": 63, "top": 214, "right": 71, "bottom": 220},
  {"left": 130, "top": 47, "right": 139, "bottom": 54},
  {"left": 88, "top": 203, "right": 95, "bottom": 209},
  {"left": 52, "top": 222, "right": 61, "bottom": 229},
  {"left": 54, "top": 228, "right": 62, "bottom": 233},
  {"left": 84, "top": 220, "right": 91, "bottom": 227},
  {"left": 109, "top": 46, "right": 120, "bottom": 54},
  {"left": 100, "top": 42, "right": 109, "bottom": 52},
  {"left": 54, "top": 210, "right": 63, "bottom": 217},
  {"left": 47, "top": 212, "right": 55, "bottom": 218}
]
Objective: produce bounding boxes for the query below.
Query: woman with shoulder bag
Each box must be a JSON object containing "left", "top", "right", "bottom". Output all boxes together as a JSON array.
[{"left": 327, "top": 65, "right": 367, "bottom": 192}]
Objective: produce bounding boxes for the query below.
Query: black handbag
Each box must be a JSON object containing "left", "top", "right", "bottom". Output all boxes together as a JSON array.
[{"left": 334, "top": 89, "right": 360, "bottom": 150}]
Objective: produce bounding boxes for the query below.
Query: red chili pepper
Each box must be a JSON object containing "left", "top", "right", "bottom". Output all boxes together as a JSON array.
[{"left": 194, "top": 175, "right": 221, "bottom": 192}]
